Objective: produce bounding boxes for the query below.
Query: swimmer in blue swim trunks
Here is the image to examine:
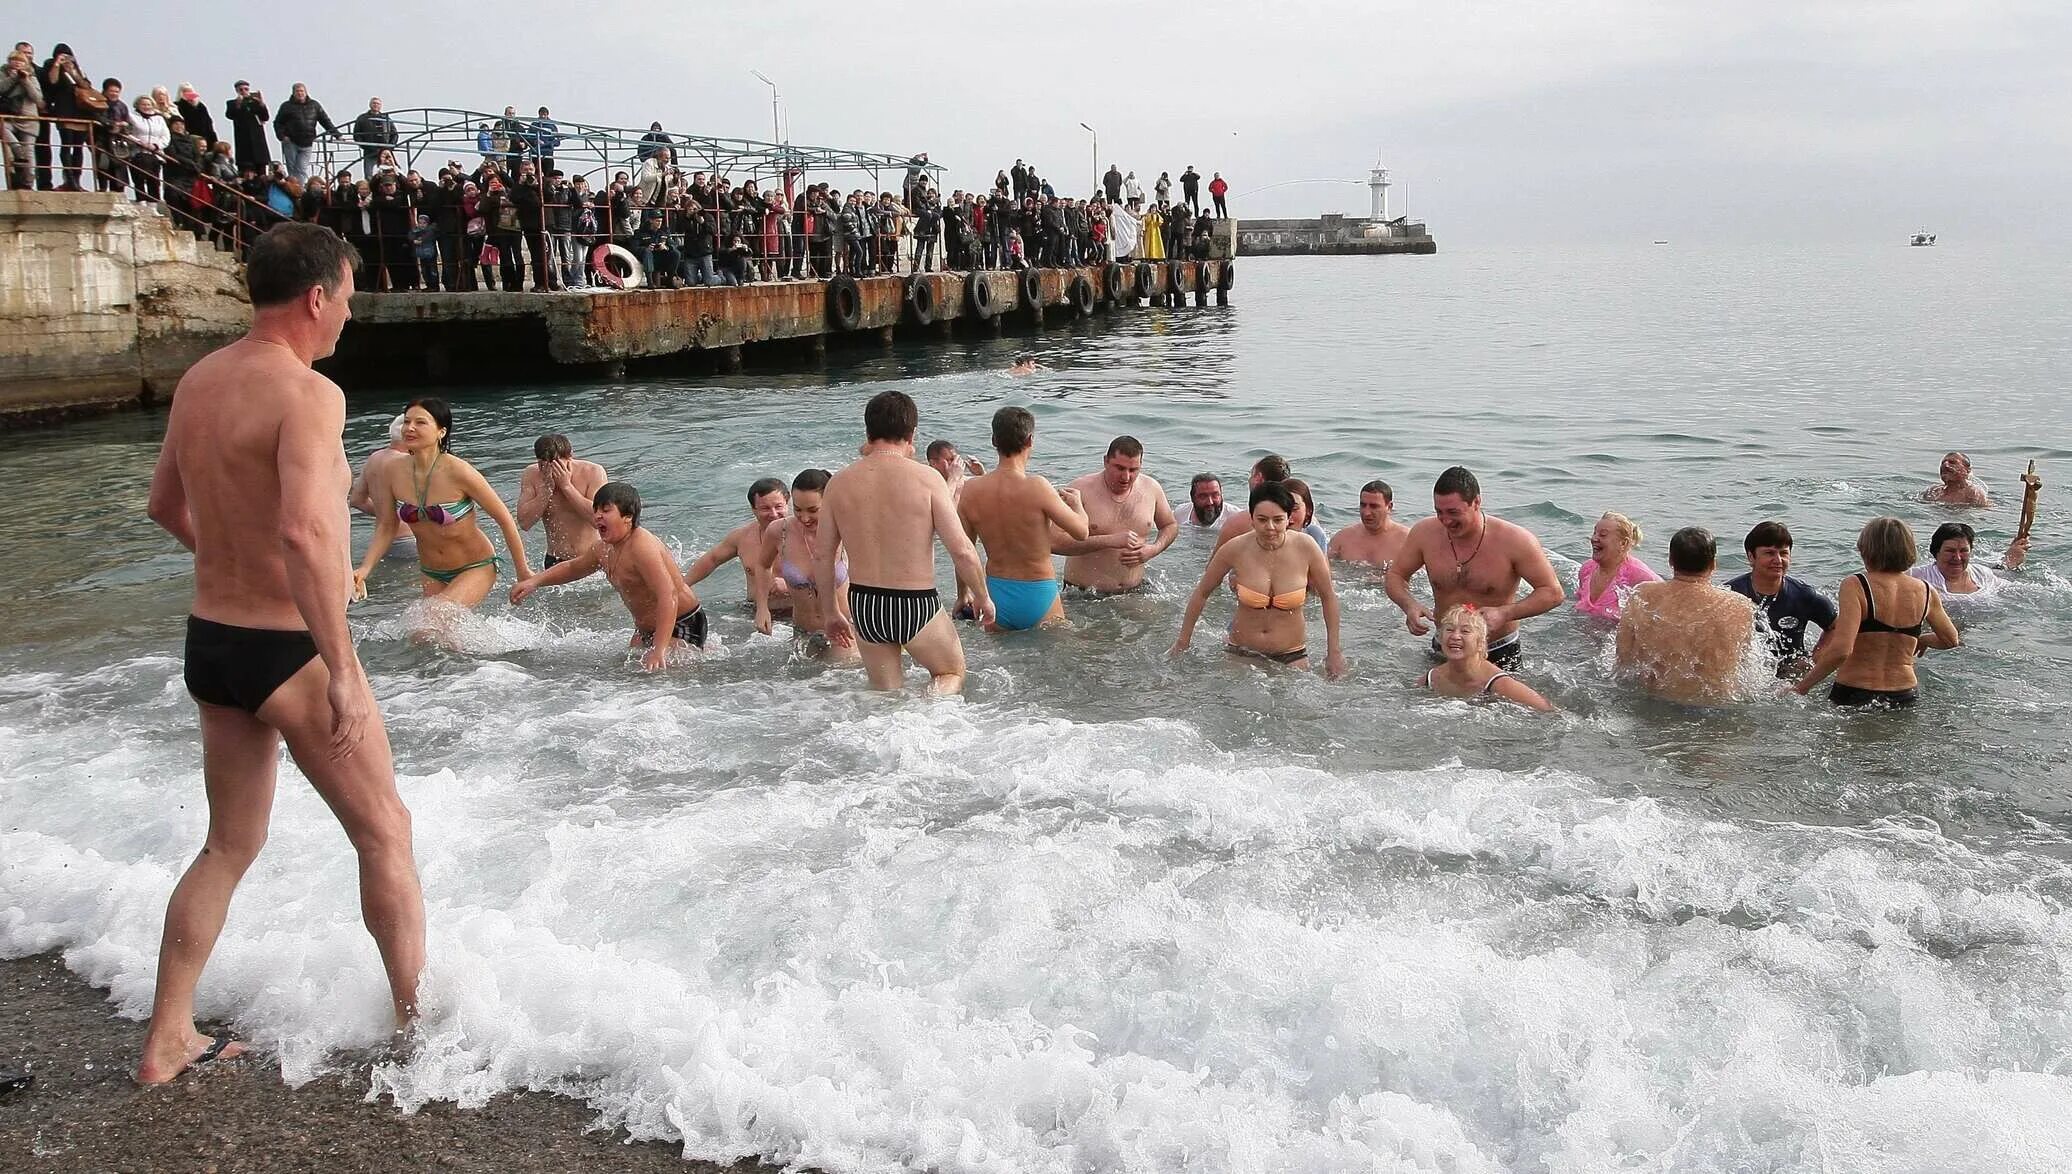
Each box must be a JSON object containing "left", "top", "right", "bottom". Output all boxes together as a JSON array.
[{"left": 956, "top": 405, "right": 1091, "bottom": 632}]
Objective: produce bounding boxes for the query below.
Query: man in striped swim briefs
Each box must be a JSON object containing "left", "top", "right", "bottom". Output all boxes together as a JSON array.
[{"left": 820, "top": 390, "right": 995, "bottom": 694}]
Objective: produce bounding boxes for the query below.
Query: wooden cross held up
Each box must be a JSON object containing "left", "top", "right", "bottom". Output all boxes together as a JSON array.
[{"left": 2016, "top": 460, "right": 2043, "bottom": 545}]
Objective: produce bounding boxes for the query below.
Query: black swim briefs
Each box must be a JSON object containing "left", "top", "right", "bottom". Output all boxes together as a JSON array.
[
  {"left": 184, "top": 616, "right": 319, "bottom": 714},
  {"left": 640, "top": 607, "right": 708, "bottom": 649},
  {"left": 849, "top": 584, "right": 941, "bottom": 646}
]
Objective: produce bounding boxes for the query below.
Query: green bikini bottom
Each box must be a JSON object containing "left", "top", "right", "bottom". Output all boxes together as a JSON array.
[{"left": 421, "top": 556, "right": 500, "bottom": 585}]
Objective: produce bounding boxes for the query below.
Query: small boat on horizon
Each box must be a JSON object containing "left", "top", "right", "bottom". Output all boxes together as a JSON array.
[{"left": 1910, "top": 229, "right": 1937, "bottom": 246}]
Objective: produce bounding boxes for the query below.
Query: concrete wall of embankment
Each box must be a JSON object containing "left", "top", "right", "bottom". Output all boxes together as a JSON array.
[{"left": 0, "top": 193, "right": 250, "bottom": 425}]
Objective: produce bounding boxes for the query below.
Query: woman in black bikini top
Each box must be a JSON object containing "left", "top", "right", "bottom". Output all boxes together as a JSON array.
[{"left": 1794, "top": 517, "right": 1959, "bottom": 707}]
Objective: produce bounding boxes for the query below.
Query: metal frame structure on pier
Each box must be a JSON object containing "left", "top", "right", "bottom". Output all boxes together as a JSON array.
[{"left": 308, "top": 107, "right": 941, "bottom": 189}]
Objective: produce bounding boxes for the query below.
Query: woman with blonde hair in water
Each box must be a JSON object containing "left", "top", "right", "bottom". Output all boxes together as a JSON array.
[
  {"left": 1172, "top": 481, "right": 1347, "bottom": 677},
  {"left": 1420, "top": 603, "right": 1555, "bottom": 711},
  {"left": 1795, "top": 516, "right": 1959, "bottom": 707},
  {"left": 1575, "top": 511, "right": 1659, "bottom": 620},
  {"left": 354, "top": 396, "right": 531, "bottom": 624},
  {"left": 755, "top": 468, "right": 858, "bottom": 662}
]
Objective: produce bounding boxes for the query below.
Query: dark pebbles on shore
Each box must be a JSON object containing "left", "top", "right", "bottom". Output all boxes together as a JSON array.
[{"left": 0, "top": 953, "right": 757, "bottom": 1174}]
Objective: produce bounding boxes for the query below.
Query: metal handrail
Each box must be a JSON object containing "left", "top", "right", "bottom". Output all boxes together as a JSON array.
[{"left": 312, "top": 107, "right": 941, "bottom": 192}]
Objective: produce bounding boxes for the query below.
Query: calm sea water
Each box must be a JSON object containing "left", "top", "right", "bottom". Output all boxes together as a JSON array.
[{"left": 5, "top": 247, "right": 2071, "bottom": 1172}]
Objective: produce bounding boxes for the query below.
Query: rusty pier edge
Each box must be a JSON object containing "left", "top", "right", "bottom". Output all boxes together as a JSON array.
[{"left": 319, "top": 261, "right": 1231, "bottom": 387}]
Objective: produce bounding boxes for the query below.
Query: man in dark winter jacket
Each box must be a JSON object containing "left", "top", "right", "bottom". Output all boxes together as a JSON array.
[
  {"left": 272, "top": 83, "right": 338, "bottom": 181},
  {"left": 1103, "top": 164, "right": 1122, "bottom": 204},
  {"left": 224, "top": 81, "right": 270, "bottom": 173},
  {"left": 1180, "top": 165, "right": 1201, "bottom": 215},
  {"left": 352, "top": 97, "right": 398, "bottom": 179},
  {"left": 174, "top": 84, "right": 218, "bottom": 151}
]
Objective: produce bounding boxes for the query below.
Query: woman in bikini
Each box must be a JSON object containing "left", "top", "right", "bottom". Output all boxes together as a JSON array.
[
  {"left": 354, "top": 396, "right": 531, "bottom": 618},
  {"left": 754, "top": 468, "right": 858, "bottom": 662},
  {"left": 1420, "top": 604, "right": 1556, "bottom": 711},
  {"left": 1794, "top": 517, "right": 1960, "bottom": 707},
  {"left": 1172, "top": 481, "right": 1347, "bottom": 678}
]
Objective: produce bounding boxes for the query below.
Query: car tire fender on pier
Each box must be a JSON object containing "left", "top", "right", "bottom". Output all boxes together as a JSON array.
[
  {"left": 1102, "top": 262, "right": 1125, "bottom": 303},
  {"left": 1133, "top": 262, "right": 1156, "bottom": 299},
  {"left": 1216, "top": 260, "right": 1234, "bottom": 293},
  {"left": 907, "top": 276, "right": 937, "bottom": 326},
  {"left": 827, "top": 275, "right": 863, "bottom": 331},
  {"left": 1068, "top": 275, "right": 1096, "bottom": 317},
  {"left": 967, "top": 271, "right": 996, "bottom": 320},
  {"left": 1167, "top": 261, "right": 1187, "bottom": 297},
  {"left": 1019, "top": 268, "right": 1042, "bottom": 310}
]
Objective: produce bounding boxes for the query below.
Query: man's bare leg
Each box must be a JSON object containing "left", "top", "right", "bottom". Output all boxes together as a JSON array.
[
  {"left": 856, "top": 640, "right": 908, "bottom": 690},
  {"left": 137, "top": 703, "right": 277, "bottom": 1083},
  {"left": 904, "top": 611, "right": 968, "bottom": 695},
  {"left": 264, "top": 658, "right": 425, "bottom": 1030}
]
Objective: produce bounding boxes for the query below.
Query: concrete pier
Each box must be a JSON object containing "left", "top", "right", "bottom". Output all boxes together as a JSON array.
[{"left": 321, "top": 260, "right": 1231, "bottom": 383}]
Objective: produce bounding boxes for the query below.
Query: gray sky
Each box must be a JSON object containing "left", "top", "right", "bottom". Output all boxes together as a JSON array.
[{"left": 27, "top": 1, "right": 2069, "bottom": 244}]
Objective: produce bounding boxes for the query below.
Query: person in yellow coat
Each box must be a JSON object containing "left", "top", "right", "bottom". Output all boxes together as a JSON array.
[{"left": 1141, "top": 203, "right": 1165, "bottom": 261}]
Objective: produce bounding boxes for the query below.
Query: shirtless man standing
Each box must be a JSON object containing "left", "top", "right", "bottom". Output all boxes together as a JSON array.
[
  {"left": 141, "top": 223, "right": 423, "bottom": 1083},
  {"left": 1216, "top": 454, "right": 1293, "bottom": 547},
  {"left": 1923, "top": 451, "right": 1990, "bottom": 507},
  {"left": 509, "top": 482, "right": 704, "bottom": 670},
  {"left": 822, "top": 391, "right": 993, "bottom": 693},
  {"left": 957, "top": 406, "right": 1090, "bottom": 631},
  {"left": 1615, "top": 527, "right": 1757, "bottom": 704},
  {"left": 514, "top": 433, "right": 608, "bottom": 568},
  {"left": 1385, "top": 466, "right": 1565, "bottom": 670},
  {"left": 1059, "top": 436, "right": 1178, "bottom": 592},
  {"left": 681, "top": 477, "right": 791, "bottom": 616},
  {"left": 1328, "top": 479, "right": 1412, "bottom": 568}
]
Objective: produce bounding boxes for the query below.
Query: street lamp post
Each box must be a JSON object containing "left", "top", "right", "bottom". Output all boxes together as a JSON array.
[
  {"left": 1079, "top": 122, "right": 1096, "bottom": 196},
  {"left": 750, "top": 70, "right": 782, "bottom": 145}
]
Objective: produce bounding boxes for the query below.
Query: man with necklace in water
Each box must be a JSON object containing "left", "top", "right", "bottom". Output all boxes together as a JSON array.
[{"left": 1386, "top": 465, "right": 1565, "bottom": 671}]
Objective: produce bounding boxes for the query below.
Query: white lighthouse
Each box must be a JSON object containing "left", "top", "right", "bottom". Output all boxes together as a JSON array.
[{"left": 1368, "top": 161, "right": 1391, "bottom": 222}]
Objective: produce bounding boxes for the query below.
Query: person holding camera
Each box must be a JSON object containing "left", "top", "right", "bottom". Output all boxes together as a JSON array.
[
  {"left": 223, "top": 80, "right": 270, "bottom": 173},
  {"left": 1, "top": 49, "right": 40, "bottom": 190}
]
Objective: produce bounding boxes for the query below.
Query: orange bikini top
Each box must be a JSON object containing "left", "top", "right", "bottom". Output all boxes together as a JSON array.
[{"left": 1235, "top": 581, "right": 1306, "bottom": 611}]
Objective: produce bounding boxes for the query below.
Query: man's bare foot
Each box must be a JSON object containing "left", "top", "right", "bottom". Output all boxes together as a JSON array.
[{"left": 136, "top": 1029, "right": 245, "bottom": 1085}]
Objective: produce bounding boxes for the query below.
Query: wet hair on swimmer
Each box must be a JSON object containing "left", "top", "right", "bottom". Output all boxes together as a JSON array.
[
  {"left": 1106, "top": 435, "right": 1143, "bottom": 460},
  {"left": 1666, "top": 526, "right": 1717, "bottom": 575},
  {"left": 1743, "top": 521, "right": 1793, "bottom": 553},
  {"left": 533, "top": 433, "right": 571, "bottom": 462},
  {"left": 1434, "top": 465, "right": 1481, "bottom": 503},
  {"left": 1283, "top": 478, "right": 1315, "bottom": 524},
  {"left": 1190, "top": 472, "right": 1221, "bottom": 493},
  {"left": 747, "top": 477, "right": 787, "bottom": 506},
  {"left": 791, "top": 467, "right": 832, "bottom": 494},
  {"left": 1252, "top": 454, "right": 1290, "bottom": 483},
  {"left": 992, "top": 406, "right": 1035, "bottom": 455},
  {"left": 1600, "top": 511, "right": 1642, "bottom": 548},
  {"left": 404, "top": 396, "right": 452, "bottom": 450},
  {"left": 591, "top": 482, "right": 641, "bottom": 525},
  {"left": 1857, "top": 516, "right": 1917, "bottom": 573},
  {"left": 1249, "top": 480, "right": 1297, "bottom": 516},
  {"left": 865, "top": 390, "right": 918, "bottom": 442},
  {"left": 245, "top": 222, "right": 361, "bottom": 309},
  {"left": 1438, "top": 603, "right": 1488, "bottom": 641},
  {"left": 1930, "top": 522, "right": 1976, "bottom": 557},
  {"left": 925, "top": 439, "right": 957, "bottom": 461},
  {"left": 1360, "top": 479, "right": 1393, "bottom": 503}
]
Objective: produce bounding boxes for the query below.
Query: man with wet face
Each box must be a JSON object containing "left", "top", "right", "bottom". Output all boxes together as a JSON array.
[
  {"left": 515, "top": 433, "right": 609, "bottom": 569},
  {"left": 142, "top": 223, "right": 423, "bottom": 1083},
  {"left": 1616, "top": 527, "right": 1756, "bottom": 705},
  {"left": 1060, "top": 436, "right": 1179, "bottom": 593},
  {"left": 1328, "top": 479, "right": 1412, "bottom": 568},
  {"left": 1183, "top": 473, "right": 1239, "bottom": 529},
  {"left": 1724, "top": 520, "right": 1836, "bottom": 677},
  {"left": 511, "top": 482, "right": 705, "bottom": 670},
  {"left": 925, "top": 438, "right": 985, "bottom": 501},
  {"left": 1385, "top": 465, "right": 1564, "bottom": 670},
  {"left": 1924, "top": 451, "right": 1990, "bottom": 507},
  {"left": 682, "top": 477, "right": 793, "bottom": 617},
  {"left": 1217, "top": 454, "right": 1293, "bottom": 547}
]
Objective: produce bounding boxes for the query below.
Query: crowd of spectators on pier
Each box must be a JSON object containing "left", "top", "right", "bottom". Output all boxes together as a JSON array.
[{"left": 3, "top": 40, "right": 1236, "bottom": 294}]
